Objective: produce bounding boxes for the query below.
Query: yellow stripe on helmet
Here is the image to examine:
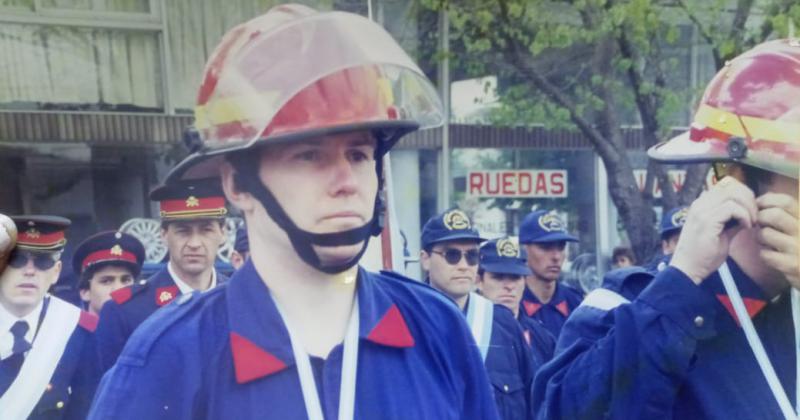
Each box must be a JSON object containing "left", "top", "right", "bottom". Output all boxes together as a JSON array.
[{"left": 694, "top": 104, "right": 800, "bottom": 144}]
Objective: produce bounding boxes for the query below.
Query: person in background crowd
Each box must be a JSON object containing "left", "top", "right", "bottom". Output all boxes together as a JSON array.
[
  {"left": 611, "top": 246, "right": 635, "bottom": 269},
  {"left": 229, "top": 226, "right": 249, "bottom": 270},
  {"left": 518, "top": 209, "right": 583, "bottom": 338},
  {"left": 659, "top": 206, "right": 689, "bottom": 256},
  {"left": 72, "top": 231, "right": 145, "bottom": 316},
  {"left": 88, "top": 5, "right": 498, "bottom": 419},
  {"left": 0, "top": 215, "right": 98, "bottom": 419},
  {"left": 94, "top": 179, "right": 228, "bottom": 372},
  {"left": 478, "top": 237, "right": 556, "bottom": 367},
  {"left": 533, "top": 39, "right": 800, "bottom": 419},
  {"left": 421, "top": 209, "right": 536, "bottom": 420}
]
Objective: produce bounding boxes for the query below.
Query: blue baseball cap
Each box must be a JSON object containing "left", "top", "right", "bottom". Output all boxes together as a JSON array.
[
  {"left": 421, "top": 208, "right": 486, "bottom": 249},
  {"left": 660, "top": 206, "right": 689, "bottom": 238},
  {"left": 519, "top": 210, "right": 578, "bottom": 244},
  {"left": 479, "top": 238, "right": 532, "bottom": 276},
  {"left": 234, "top": 226, "right": 249, "bottom": 253}
]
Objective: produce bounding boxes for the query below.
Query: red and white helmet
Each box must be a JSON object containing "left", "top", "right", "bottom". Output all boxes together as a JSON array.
[
  {"left": 649, "top": 39, "right": 800, "bottom": 179},
  {"left": 168, "top": 4, "right": 443, "bottom": 182}
]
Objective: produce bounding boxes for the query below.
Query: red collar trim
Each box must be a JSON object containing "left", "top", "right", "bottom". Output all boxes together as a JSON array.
[
  {"left": 523, "top": 300, "right": 542, "bottom": 317},
  {"left": 230, "top": 332, "right": 288, "bottom": 384},
  {"left": 716, "top": 294, "right": 767, "bottom": 327},
  {"left": 155, "top": 286, "right": 179, "bottom": 307},
  {"left": 366, "top": 304, "right": 415, "bottom": 348}
]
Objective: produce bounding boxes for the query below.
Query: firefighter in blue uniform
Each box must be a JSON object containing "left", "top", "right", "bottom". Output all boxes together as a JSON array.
[
  {"left": 94, "top": 178, "right": 228, "bottom": 372},
  {"left": 533, "top": 39, "right": 800, "bottom": 419},
  {"left": 420, "top": 209, "right": 536, "bottom": 420},
  {"left": 89, "top": 5, "right": 498, "bottom": 419},
  {"left": 72, "top": 230, "right": 145, "bottom": 316},
  {"left": 0, "top": 215, "right": 98, "bottom": 420},
  {"left": 477, "top": 237, "right": 556, "bottom": 367},
  {"left": 518, "top": 209, "right": 583, "bottom": 338},
  {"left": 644, "top": 205, "right": 689, "bottom": 272}
]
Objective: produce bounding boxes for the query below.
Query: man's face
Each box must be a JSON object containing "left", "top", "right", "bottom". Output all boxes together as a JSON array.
[
  {"left": 229, "top": 250, "right": 249, "bottom": 270},
  {"left": 524, "top": 241, "right": 567, "bottom": 282},
  {"left": 478, "top": 271, "right": 525, "bottom": 313},
  {"left": 257, "top": 132, "right": 379, "bottom": 266},
  {"left": 613, "top": 255, "right": 634, "bottom": 269},
  {"left": 0, "top": 250, "right": 61, "bottom": 316},
  {"left": 80, "top": 265, "right": 134, "bottom": 315},
  {"left": 162, "top": 220, "right": 225, "bottom": 276},
  {"left": 420, "top": 240, "right": 480, "bottom": 301},
  {"left": 662, "top": 232, "right": 681, "bottom": 255}
]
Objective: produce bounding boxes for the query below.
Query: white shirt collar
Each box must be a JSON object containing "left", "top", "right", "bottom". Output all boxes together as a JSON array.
[
  {"left": 0, "top": 298, "right": 44, "bottom": 359},
  {"left": 167, "top": 262, "right": 217, "bottom": 295}
]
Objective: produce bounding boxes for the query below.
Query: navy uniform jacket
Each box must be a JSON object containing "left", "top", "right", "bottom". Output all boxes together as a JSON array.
[
  {"left": 533, "top": 259, "right": 796, "bottom": 419},
  {"left": 467, "top": 299, "right": 537, "bottom": 420},
  {"left": 88, "top": 260, "right": 499, "bottom": 420},
  {"left": 95, "top": 267, "right": 226, "bottom": 373},
  {"left": 1, "top": 300, "right": 100, "bottom": 420},
  {"left": 518, "top": 315, "right": 556, "bottom": 367},
  {"left": 520, "top": 283, "right": 583, "bottom": 339}
]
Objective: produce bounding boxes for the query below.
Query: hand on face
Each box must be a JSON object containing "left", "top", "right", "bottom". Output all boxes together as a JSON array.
[
  {"left": 670, "top": 176, "right": 758, "bottom": 284},
  {"left": 755, "top": 192, "right": 799, "bottom": 289},
  {"left": 0, "top": 214, "right": 17, "bottom": 273}
]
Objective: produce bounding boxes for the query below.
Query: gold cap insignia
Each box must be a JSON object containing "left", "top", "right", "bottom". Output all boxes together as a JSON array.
[
  {"left": 496, "top": 238, "right": 519, "bottom": 257},
  {"left": 671, "top": 207, "right": 689, "bottom": 227},
  {"left": 538, "top": 213, "right": 565, "bottom": 232},
  {"left": 186, "top": 196, "right": 200, "bottom": 207},
  {"left": 25, "top": 228, "right": 40, "bottom": 239},
  {"left": 443, "top": 209, "right": 471, "bottom": 231},
  {"left": 110, "top": 244, "right": 123, "bottom": 256}
]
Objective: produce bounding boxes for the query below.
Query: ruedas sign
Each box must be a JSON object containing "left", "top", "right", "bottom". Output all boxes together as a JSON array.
[{"left": 468, "top": 170, "right": 568, "bottom": 198}]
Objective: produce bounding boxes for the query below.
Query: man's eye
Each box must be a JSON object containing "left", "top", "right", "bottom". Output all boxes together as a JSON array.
[
  {"left": 294, "top": 150, "right": 320, "bottom": 161},
  {"left": 348, "top": 150, "right": 371, "bottom": 163}
]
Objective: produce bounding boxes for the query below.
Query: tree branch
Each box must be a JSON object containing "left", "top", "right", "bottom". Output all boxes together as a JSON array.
[{"left": 675, "top": 0, "right": 722, "bottom": 68}]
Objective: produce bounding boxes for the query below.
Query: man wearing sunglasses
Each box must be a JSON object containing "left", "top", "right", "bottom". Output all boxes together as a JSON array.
[
  {"left": 518, "top": 209, "right": 583, "bottom": 338},
  {"left": 0, "top": 215, "right": 99, "bottom": 419},
  {"left": 94, "top": 179, "right": 229, "bottom": 373},
  {"left": 533, "top": 40, "right": 800, "bottom": 419},
  {"left": 421, "top": 209, "right": 537, "bottom": 420}
]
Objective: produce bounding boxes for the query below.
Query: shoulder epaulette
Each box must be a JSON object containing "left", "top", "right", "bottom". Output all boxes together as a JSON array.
[{"left": 78, "top": 310, "right": 99, "bottom": 332}]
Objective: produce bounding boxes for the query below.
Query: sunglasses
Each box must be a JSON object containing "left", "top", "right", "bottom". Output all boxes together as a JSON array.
[
  {"left": 7, "top": 250, "right": 59, "bottom": 271},
  {"left": 712, "top": 162, "right": 768, "bottom": 196},
  {"left": 431, "top": 249, "right": 480, "bottom": 266}
]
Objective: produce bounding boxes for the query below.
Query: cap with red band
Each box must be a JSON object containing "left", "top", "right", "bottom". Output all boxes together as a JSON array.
[
  {"left": 150, "top": 178, "right": 228, "bottom": 220},
  {"left": 11, "top": 215, "right": 70, "bottom": 251},
  {"left": 72, "top": 230, "right": 145, "bottom": 280}
]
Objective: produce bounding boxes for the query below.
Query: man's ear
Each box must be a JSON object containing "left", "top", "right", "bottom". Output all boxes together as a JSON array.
[
  {"left": 420, "top": 250, "right": 431, "bottom": 272},
  {"left": 79, "top": 288, "right": 91, "bottom": 303},
  {"left": 221, "top": 162, "right": 255, "bottom": 213}
]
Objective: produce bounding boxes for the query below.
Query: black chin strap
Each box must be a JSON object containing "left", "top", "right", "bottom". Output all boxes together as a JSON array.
[{"left": 234, "top": 149, "right": 386, "bottom": 275}]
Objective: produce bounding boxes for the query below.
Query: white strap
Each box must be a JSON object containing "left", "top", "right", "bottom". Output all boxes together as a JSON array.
[
  {"left": 793, "top": 288, "right": 800, "bottom": 415},
  {"left": 580, "top": 288, "right": 630, "bottom": 311},
  {"left": 718, "top": 262, "right": 798, "bottom": 420},
  {"left": 0, "top": 296, "right": 80, "bottom": 420},
  {"left": 275, "top": 296, "right": 359, "bottom": 420},
  {"left": 465, "top": 293, "right": 494, "bottom": 362}
]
